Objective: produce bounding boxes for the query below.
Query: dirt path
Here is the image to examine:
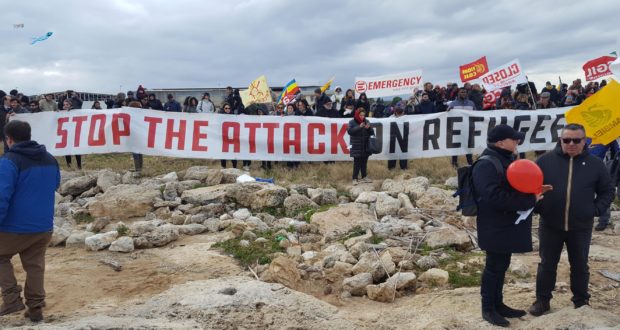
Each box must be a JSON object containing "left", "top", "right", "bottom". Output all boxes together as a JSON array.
[
  {"left": 3, "top": 233, "right": 244, "bottom": 327},
  {"left": 2, "top": 230, "right": 618, "bottom": 328}
]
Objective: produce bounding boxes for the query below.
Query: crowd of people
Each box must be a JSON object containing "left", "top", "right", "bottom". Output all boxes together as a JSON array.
[
  {"left": 0, "top": 76, "right": 618, "bottom": 325},
  {"left": 0, "top": 78, "right": 614, "bottom": 177}
]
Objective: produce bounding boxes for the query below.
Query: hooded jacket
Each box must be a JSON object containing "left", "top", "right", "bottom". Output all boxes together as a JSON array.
[
  {"left": 472, "top": 145, "right": 537, "bottom": 253},
  {"left": 536, "top": 143, "right": 614, "bottom": 231},
  {"left": 147, "top": 94, "right": 164, "bottom": 110},
  {"left": 0, "top": 141, "right": 60, "bottom": 234}
]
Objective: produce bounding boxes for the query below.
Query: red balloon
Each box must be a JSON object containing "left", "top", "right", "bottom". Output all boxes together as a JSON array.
[{"left": 507, "top": 159, "right": 543, "bottom": 194}]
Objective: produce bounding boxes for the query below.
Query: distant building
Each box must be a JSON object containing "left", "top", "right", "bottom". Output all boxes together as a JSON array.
[
  {"left": 35, "top": 91, "right": 115, "bottom": 102},
  {"left": 148, "top": 85, "right": 322, "bottom": 108},
  {"left": 37, "top": 85, "right": 326, "bottom": 109}
]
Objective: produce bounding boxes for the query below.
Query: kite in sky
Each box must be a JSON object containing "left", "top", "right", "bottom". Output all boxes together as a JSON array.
[
  {"left": 13, "top": 24, "right": 24, "bottom": 29},
  {"left": 31, "top": 32, "right": 53, "bottom": 45}
]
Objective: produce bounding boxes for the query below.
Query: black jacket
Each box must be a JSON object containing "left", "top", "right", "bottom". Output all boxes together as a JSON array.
[
  {"left": 473, "top": 146, "right": 537, "bottom": 253},
  {"left": 414, "top": 101, "right": 437, "bottom": 114},
  {"left": 316, "top": 107, "right": 340, "bottom": 118},
  {"left": 468, "top": 90, "right": 484, "bottom": 110},
  {"left": 314, "top": 93, "right": 330, "bottom": 111},
  {"left": 347, "top": 119, "right": 374, "bottom": 158},
  {"left": 355, "top": 99, "right": 370, "bottom": 112},
  {"left": 536, "top": 143, "right": 614, "bottom": 231}
]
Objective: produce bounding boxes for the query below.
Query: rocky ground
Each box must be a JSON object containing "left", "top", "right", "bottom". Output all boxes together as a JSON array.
[{"left": 2, "top": 167, "right": 619, "bottom": 329}]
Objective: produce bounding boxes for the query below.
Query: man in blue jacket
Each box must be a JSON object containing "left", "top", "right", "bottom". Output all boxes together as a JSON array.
[
  {"left": 163, "top": 94, "right": 181, "bottom": 112},
  {"left": 472, "top": 124, "right": 548, "bottom": 327},
  {"left": 587, "top": 139, "right": 619, "bottom": 231},
  {"left": 529, "top": 123, "right": 614, "bottom": 316},
  {"left": 0, "top": 120, "right": 60, "bottom": 322}
]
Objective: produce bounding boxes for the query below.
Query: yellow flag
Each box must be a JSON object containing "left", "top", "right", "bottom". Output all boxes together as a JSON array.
[
  {"left": 239, "top": 75, "right": 273, "bottom": 106},
  {"left": 320, "top": 77, "right": 334, "bottom": 93},
  {"left": 565, "top": 80, "right": 620, "bottom": 145}
]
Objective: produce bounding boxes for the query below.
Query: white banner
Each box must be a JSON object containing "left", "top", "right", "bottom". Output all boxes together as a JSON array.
[
  {"left": 480, "top": 59, "right": 528, "bottom": 91},
  {"left": 354, "top": 70, "right": 423, "bottom": 98},
  {"left": 15, "top": 108, "right": 569, "bottom": 161}
]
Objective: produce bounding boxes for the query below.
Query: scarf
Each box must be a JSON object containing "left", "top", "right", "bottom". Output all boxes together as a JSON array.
[{"left": 354, "top": 109, "right": 365, "bottom": 124}]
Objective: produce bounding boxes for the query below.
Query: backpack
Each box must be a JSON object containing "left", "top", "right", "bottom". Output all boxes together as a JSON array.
[{"left": 453, "top": 155, "right": 504, "bottom": 216}]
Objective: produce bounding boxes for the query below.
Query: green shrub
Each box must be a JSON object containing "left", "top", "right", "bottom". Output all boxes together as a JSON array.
[
  {"left": 73, "top": 213, "right": 94, "bottom": 224},
  {"left": 212, "top": 231, "right": 284, "bottom": 267},
  {"left": 448, "top": 269, "right": 481, "bottom": 287},
  {"left": 262, "top": 207, "right": 285, "bottom": 217},
  {"left": 370, "top": 234, "right": 384, "bottom": 244},
  {"left": 117, "top": 224, "right": 130, "bottom": 237}
]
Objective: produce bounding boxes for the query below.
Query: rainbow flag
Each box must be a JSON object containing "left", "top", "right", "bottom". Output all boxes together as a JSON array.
[{"left": 277, "top": 79, "right": 300, "bottom": 105}]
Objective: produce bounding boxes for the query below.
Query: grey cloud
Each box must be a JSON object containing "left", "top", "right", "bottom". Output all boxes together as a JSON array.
[{"left": 1, "top": 0, "right": 619, "bottom": 95}]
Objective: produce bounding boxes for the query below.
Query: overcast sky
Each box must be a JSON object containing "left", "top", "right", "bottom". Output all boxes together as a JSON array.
[{"left": 1, "top": 0, "right": 619, "bottom": 95}]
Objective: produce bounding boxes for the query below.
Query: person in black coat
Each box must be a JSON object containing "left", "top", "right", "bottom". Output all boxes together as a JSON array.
[
  {"left": 315, "top": 99, "right": 339, "bottom": 118},
  {"left": 355, "top": 92, "right": 370, "bottom": 112},
  {"left": 347, "top": 108, "right": 374, "bottom": 184},
  {"left": 219, "top": 103, "right": 238, "bottom": 169},
  {"left": 468, "top": 84, "right": 484, "bottom": 110},
  {"left": 296, "top": 99, "right": 313, "bottom": 116},
  {"left": 312, "top": 88, "right": 330, "bottom": 112},
  {"left": 529, "top": 123, "right": 614, "bottom": 317},
  {"left": 472, "top": 124, "right": 547, "bottom": 327},
  {"left": 414, "top": 93, "right": 437, "bottom": 114}
]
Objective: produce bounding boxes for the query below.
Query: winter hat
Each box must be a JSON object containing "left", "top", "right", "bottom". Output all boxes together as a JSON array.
[{"left": 488, "top": 124, "right": 525, "bottom": 143}]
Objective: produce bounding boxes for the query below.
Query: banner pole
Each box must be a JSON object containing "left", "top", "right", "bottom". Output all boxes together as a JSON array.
[{"left": 526, "top": 77, "right": 537, "bottom": 110}]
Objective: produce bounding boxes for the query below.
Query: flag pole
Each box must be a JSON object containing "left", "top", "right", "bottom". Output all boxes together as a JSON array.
[{"left": 526, "top": 77, "right": 537, "bottom": 110}]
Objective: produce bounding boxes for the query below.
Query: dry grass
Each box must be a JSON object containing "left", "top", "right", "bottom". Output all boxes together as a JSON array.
[{"left": 46, "top": 153, "right": 459, "bottom": 191}]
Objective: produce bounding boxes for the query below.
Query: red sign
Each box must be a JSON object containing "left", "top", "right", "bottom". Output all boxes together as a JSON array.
[
  {"left": 583, "top": 55, "right": 616, "bottom": 81},
  {"left": 459, "top": 56, "right": 489, "bottom": 82},
  {"left": 483, "top": 90, "right": 502, "bottom": 110},
  {"left": 355, "top": 80, "right": 367, "bottom": 93},
  {"left": 281, "top": 94, "right": 296, "bottom": 105}
]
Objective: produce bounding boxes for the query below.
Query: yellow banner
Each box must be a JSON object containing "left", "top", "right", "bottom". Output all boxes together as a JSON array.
[
  {"left": 565, "top": 80, "right": 620, "bottom": 145},
  {"left": 240, "top": 75, "right": 273, "bottom": 106}
]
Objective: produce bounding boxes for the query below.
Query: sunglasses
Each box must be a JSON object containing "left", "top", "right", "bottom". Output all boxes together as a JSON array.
[
  {"left": 561, "top": 138, "right": 584, "bottom": 144},
  {"left": 224, "top": 107, "right": 231, "bottom": 110}
]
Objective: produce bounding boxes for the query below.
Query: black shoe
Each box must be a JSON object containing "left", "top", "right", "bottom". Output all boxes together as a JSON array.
[
  {"left": 574, "top": 300, "right": 590, "bottom": 308},
  {"left": 496, "top": 303, "right": 526, "bottom": 318},
  {"left": 24, "top": 307, "right": 43, "bottom": 322},
  {"left": 528, "top": 299, "right": 550, "bottom": 316},
  {"left": 482, "top": 309, "right": 510, "bottom": 327},
  {"left": 0, "top": 300, "right": 25, "bottom": 316},
  {"left": 595, "top": 223, "right": 607, "bottom": 231}
]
